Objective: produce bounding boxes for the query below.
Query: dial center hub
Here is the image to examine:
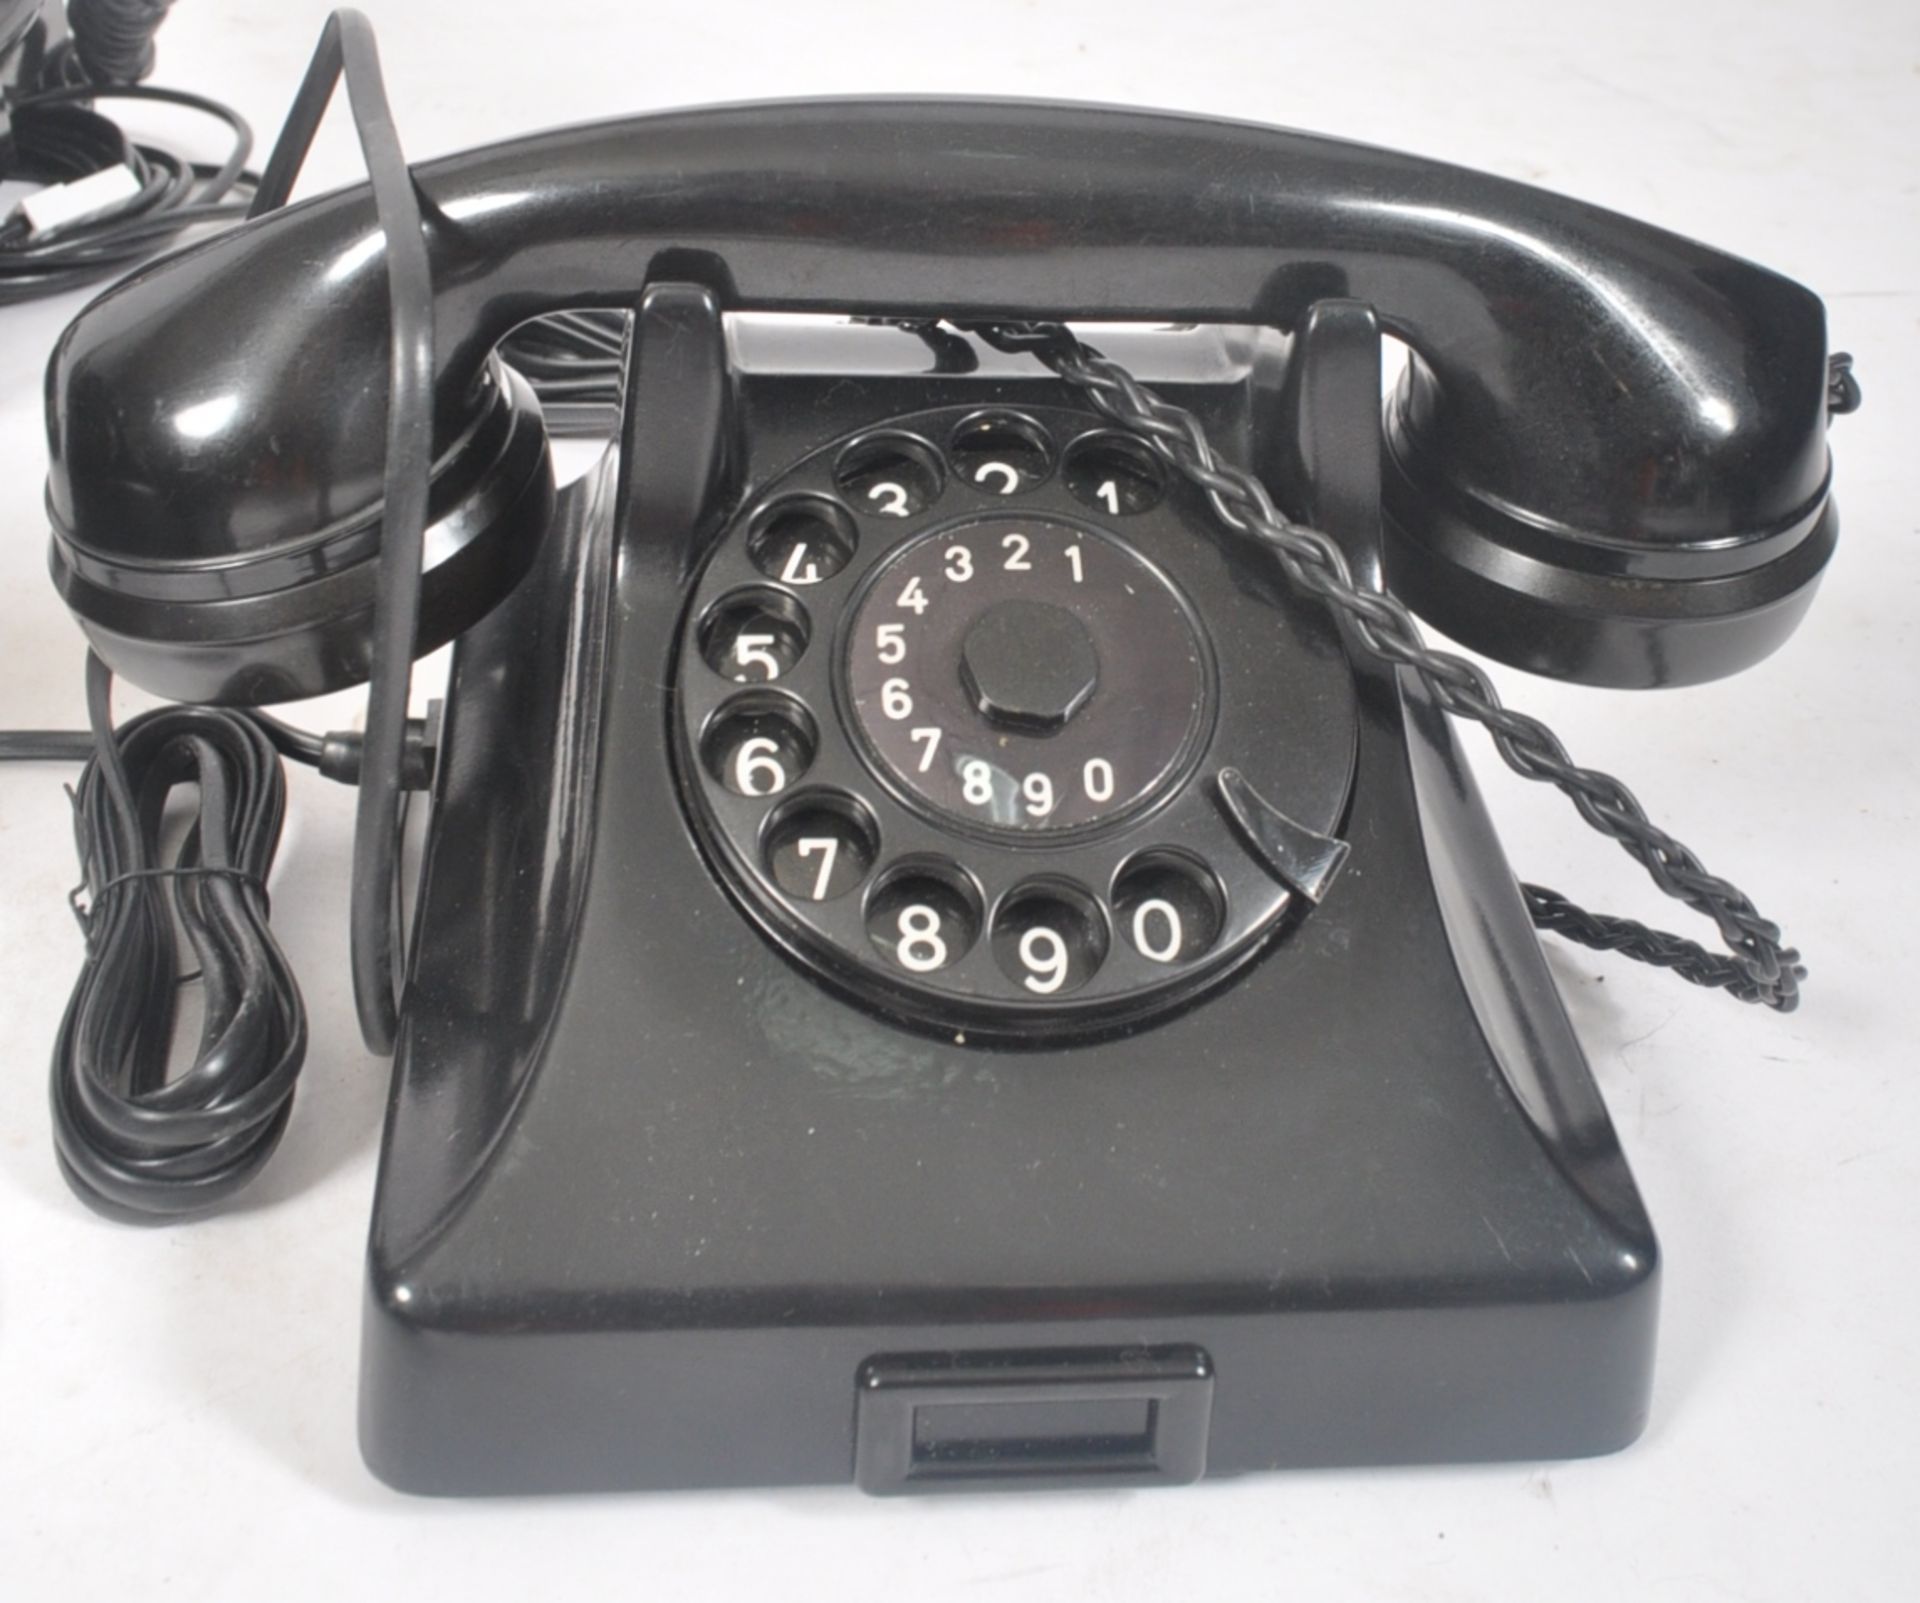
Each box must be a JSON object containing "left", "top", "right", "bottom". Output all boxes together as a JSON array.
[{"left": 958, "top": 598, "right": 1100, "bottom": 733}]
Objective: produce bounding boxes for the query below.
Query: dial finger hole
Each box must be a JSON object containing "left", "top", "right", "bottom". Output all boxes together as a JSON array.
[
  {"left": 835, "top": 433, "right": 944, "bottom": 518},
  {"left": 746, "top": 496, "right": 858, "bottom": 585},
  {"left": 701, "top": 692, "right": 818, "bottom": 798},
  {"left": 698, "top": 587, "right": 810, "bottom": 682},
  {"left": 865, "top": 858, "right": 983, "bottom": 975},
  {"left": 949, "top": 412, "right": 1052, "bottom": 496},
  {"left": 1113, "top": 850, "right": 1225, "bottom": 964},
  {"left": 1064, "top": 431, "right": 1167, "bottom": 515},
  {"left": 763, "top": 790, "right": 878, "bottom": 902},
  {"left": 992, "top": 879, "right": 1108, "bottom": 996}
]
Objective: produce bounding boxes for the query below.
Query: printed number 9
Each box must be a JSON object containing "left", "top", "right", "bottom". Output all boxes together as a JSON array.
[{"left": 1018, "top": 926, "right": 1069, "bottom": 993}]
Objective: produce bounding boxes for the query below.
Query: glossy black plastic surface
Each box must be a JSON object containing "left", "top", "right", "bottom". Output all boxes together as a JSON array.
[
  {"left": 48, "top": 358, "right": 554, "bottom": 703},
  {"left": 674, "top": 395, "right": 1358, "bottom": 1035},
  {"left": 360, "top": 317, "right": 1658, "bottom": 1495},
  {"left": 45, "top": 99, "right": 1835, "bottom": 693}
]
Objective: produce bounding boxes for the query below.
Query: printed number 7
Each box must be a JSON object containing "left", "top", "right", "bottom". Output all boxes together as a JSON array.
[{"left": 796, "top": 836, "right": 838, "bottom": 900}]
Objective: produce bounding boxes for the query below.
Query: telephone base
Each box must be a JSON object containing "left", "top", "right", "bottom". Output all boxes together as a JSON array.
[{"left": 359, "top": 316, "right": 1658, "bottom": 1494}]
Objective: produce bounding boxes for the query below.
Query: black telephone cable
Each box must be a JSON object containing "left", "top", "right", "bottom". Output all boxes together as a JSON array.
[
  {"left": 0, "top": 663, "right": 436, "bottom": 1220},
  {"left": 964, "top": 319, "right": 1806, "bottom": 1010},
  {"left": 237, "top": 7, "right": 433, "bottom": 1057},
  {"left": 1, "top": 5, "right": 256, "bottom": 306},
  {"left": 42, "top": 654, "right": 305, "bottom": 1220}
]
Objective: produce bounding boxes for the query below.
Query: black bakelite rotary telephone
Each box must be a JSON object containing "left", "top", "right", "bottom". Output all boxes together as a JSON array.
[{"left": 21, "top": 10, "right": 1852, "bottom": 1494}]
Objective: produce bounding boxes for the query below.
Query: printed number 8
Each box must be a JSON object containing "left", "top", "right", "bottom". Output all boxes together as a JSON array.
[{"left": 896, "top": 904, "right": 948, "bottom": 972}]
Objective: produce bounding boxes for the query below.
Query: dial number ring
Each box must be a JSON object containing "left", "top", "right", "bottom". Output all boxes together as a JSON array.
[{"left": 843, "top": 516, "right": 1210, "bottom": 838}]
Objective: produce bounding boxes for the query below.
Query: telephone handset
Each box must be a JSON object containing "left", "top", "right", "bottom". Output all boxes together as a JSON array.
[{"left": 38, "top": 13, "right": 1848, "bottom": 1492}]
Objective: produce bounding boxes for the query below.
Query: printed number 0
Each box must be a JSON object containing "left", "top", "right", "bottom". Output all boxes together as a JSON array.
[
  {"left": 1131, "top": 898, "right": 1184, "bottom": 963},
  {"left": 896, "top": 905, "right": 948, "bottom": 972}
]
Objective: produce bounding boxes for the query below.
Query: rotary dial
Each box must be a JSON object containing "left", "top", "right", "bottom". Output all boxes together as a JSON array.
[{"left": 673, "top": 403, "right": 1358, "bottom": 1036}]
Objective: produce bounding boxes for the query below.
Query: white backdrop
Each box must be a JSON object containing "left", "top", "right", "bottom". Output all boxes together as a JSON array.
[{"left": 1, "top": 2, "right": 1914, "bottom": 1597}]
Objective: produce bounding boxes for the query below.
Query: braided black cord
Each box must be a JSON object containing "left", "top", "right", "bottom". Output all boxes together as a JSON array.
[
  {"left": 966, "top": 321, "right": 1803, "bottom": 1011},
  {"left": 1520, "top": 886, "right": 1780, "bottom": 999}
]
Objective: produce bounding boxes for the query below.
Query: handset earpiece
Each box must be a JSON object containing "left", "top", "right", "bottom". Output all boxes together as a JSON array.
[
  {"left": 44, "top": 349, "right": 552, "bottom": 705},
  {"left": 44, "top": 98, "right": 1836, "bottom": 702}
]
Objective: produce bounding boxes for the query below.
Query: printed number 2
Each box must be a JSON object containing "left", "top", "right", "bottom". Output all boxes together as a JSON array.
[{"left": 867, "top": 482, "right": 910, "bottom": 517}]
